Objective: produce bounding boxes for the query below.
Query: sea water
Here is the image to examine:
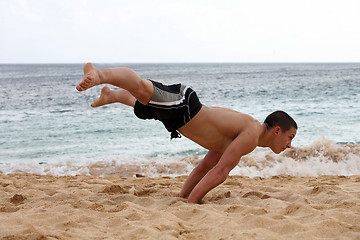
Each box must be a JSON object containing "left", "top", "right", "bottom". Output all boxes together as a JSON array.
[{"left": 0, "top": 63, "right": 359, "bottom": 177}]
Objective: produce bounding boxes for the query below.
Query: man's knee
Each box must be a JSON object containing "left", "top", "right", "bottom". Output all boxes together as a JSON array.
[{"left": 132, "top": 79, "right": 153, "bottom": 105}]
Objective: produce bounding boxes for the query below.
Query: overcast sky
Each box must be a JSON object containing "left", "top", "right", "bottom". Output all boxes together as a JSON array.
[{"left": 0, "top": 0, "right": 359, "bottom": 63}]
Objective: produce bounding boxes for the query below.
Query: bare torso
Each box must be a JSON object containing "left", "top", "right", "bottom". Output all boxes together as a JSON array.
[{"left": 179, "top": 105, "right": 263, "bottom": 153}]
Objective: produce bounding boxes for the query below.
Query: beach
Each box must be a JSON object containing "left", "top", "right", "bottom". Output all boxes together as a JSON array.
[
  {"left": 1, "top": 174, "right": 359, "bottom": 239},
  {"left": 1, "top": 64, "right": 359, "bottom": 239}
]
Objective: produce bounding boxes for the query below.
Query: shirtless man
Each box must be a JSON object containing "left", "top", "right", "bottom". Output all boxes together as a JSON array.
[{"left": 76, "top": 63, "right": 297, "bottom": 203}]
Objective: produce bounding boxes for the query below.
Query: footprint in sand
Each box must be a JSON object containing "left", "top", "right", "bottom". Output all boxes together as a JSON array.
[
  {"left": 225, "top": 205, "right": 246, "bottom": 213},
  {"left": 0, "top": 205, "right": 20, "bottom": 212},
  {"left": 242, "top": 191, "right": 271, "bottom": 199},
  {"left": 10, "top": 194, "right": 26, "bottom": 205},
  {"left": 101, "top": 185, "right": 128, "bottom": 194}
]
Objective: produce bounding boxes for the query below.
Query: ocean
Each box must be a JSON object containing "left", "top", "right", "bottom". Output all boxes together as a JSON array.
[{"left": 0, "top": 63, "right": 359, "bottom": 177}]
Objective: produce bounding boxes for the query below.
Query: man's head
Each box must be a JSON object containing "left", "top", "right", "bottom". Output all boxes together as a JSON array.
[
  {"left": 264, "top": 111, "right": 297, "bottom": 131},
  {"left": 264, "top": 111, "right": 297, "bottom": 154}
]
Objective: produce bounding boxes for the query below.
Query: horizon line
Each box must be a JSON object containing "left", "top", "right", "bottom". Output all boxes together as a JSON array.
[{"left": 0, "top": 61, "right": 359, "bottom": 65}]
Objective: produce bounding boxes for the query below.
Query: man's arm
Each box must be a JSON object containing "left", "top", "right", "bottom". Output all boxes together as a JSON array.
[
  {"left": 187, "top": 131, "right": 257, "bottom": 203},
  {"left": 180, "top": 150, "right": 223, "bottom": 198}
]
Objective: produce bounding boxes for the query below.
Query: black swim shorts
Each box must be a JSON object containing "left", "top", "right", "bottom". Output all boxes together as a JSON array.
[{"left": 134, "top": 80, "right": 202, "bottom": 139}]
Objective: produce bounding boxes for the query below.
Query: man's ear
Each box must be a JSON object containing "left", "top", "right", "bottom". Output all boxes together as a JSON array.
[{"left": 274, "top": 126, "right": 281, "bottom": 135}]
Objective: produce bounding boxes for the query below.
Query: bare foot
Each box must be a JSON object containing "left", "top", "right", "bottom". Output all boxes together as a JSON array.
[
  {"left": 91, "top": 86, "right": 116, "bottom": 107},
  {"left": 76, "top": 63, "right": 101, "bottom": 91}
]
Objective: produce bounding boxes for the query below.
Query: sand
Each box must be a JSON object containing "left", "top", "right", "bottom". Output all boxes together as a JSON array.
[{"left": 1, "top": 174, "right": 359, "bottom": 240}]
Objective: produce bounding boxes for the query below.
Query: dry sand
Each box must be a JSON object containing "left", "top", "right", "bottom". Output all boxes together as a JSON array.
[{"left": 1, "top": 174, "right": 359, "bottom": 240}]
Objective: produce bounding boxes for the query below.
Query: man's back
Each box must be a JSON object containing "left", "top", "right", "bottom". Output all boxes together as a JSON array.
[{"left": 179, "top": 105, "right": 263, "bottom": 153}]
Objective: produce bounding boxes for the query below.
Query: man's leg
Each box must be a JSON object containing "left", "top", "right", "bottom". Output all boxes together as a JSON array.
[
  {"left": 76, "top": 63, "right": 154, "bottom": 105},
  {"left": 91, "top": 86, "right": 136, "bottom": 108},
  {"left": 179, "top": 150, "right": 222, "bottom": 199}
]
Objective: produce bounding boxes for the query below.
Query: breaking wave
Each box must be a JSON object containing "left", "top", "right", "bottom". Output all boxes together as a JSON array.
[{"left": 1, "top": 137, "right": 359, "bottom": 178}]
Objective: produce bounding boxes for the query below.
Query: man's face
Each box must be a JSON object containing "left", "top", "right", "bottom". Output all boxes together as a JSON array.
[{"left": 272, "top": 127, "right": 297, "bottom": 154}]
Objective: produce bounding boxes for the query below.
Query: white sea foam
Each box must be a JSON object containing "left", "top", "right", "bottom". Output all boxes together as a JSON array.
[
  {"left": 232, "top": 137, "right": 360, "bottom": 177},
  {"left": 1, "top": 137, "right": 359, "bottom": 178}
]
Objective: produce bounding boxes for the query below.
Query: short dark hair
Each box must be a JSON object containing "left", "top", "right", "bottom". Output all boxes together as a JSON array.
[{"left": 264, "top": 111, "right": 297, "bottom": 131}]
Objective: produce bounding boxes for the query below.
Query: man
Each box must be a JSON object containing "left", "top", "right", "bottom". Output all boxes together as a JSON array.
[{"left": 76, "top": 63, "right": 297, "bottom": 203}]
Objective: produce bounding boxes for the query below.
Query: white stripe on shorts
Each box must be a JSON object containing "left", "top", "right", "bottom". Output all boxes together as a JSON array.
[{"left": 149, "top": 86, "right": 189, "bottom": 106}]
